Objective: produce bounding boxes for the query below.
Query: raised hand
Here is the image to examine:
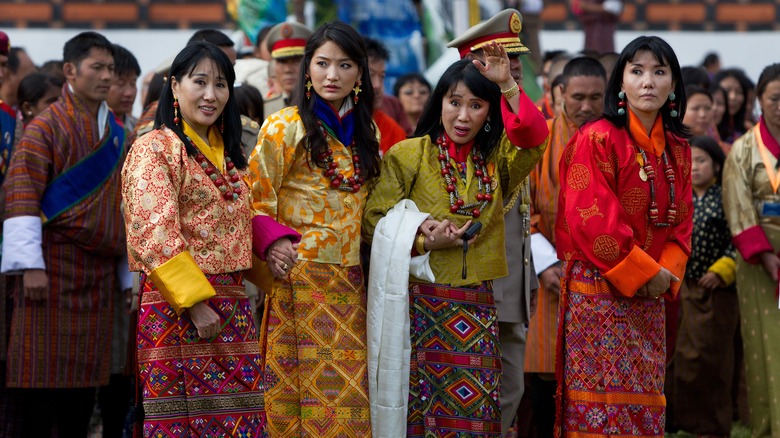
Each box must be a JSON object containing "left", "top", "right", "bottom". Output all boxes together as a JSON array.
[{"left": 473, "top": 41, "right": 514, "bottom": 90}]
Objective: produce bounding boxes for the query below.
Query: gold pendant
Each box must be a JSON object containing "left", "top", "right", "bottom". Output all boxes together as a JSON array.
[
  {"left": 344, "top": 194, "right": 355, "bottom": 209},
  {"left": 639, "top": 167, "right": 648, "bottom": 181}
]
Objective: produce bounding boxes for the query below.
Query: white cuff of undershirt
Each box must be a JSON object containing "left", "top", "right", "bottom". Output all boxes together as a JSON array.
[
  {"left": 531, "top": 233, "right": 559, "bottom": 274},
  {"left": 2, "top": 216, "right": 46, "bottom": 274}
]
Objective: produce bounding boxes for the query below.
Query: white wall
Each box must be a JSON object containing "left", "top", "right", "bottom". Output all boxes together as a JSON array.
[{"left": 6, "top": 28, "right": 780, "bottom": 116}]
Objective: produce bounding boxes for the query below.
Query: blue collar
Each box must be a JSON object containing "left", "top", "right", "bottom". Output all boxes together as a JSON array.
[{"left": 313, "top": 96, "right": 355, "bottom": 145}]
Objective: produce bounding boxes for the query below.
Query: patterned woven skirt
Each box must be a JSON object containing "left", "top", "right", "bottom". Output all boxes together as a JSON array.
[
  {"left": 137, "top": 272, "right": 267, "bottom": 438},
  {"left": 260, "top": 260, "right": 371, "bottom": 437},
  {"left": 555, "top": 260, "right": 666, "bottom": 437},
  {"left": 407, "top": 281, "right": 502, "bottom": 437}
]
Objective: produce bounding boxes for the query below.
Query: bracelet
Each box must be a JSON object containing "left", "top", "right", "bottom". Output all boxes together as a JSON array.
[
  {"left": 501, "top": 83, "right": 520, "bottom": 100},
  {"left": 415, "top": 233, "right": 428, "bottom": 255}
]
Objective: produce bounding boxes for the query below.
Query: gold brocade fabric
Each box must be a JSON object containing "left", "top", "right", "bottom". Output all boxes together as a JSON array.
[
  {"left": 722, "top": 125, "right": 780, "bottom": 436},
  {"left": 249, "top": 107, "right": 365, "bottom": 267},
  {"left": 261, "top": 261, "right": 371, "bottom": 437},
  {"left": 122, "top": 127, "right": 253, "bottom": 275},
  {"left": 363, "top": 134, "right": 545, "bottom": 287},
  {"left": 723, "top": 125, "right": 780, "bottom": 233}
]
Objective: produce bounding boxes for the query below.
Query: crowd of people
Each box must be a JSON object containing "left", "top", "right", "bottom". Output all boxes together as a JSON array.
[{"left": 0, "top": 4, "right": 779, "bottom": 438}]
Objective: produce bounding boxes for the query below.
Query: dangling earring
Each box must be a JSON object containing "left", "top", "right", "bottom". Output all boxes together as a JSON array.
[
  {"left": 617, "top": 90, "right": 626, "bottom": 115},
  {"left": 173, "top": 96, "right": 180, "bottom": 125},
  {"left": 484, "top": 120, "right": 491, "bottom": 132},
  {"left": 220, "top": 114, "right": 225, "bottom": 133},
  {"left": 668, "top": 92, "right": 678, "bottom": 117},
  {"left": 305, "top": 74, "right": 313, "bottom": 100},
  {"left": 353, "top": 80, "right": 362, "bottom": 105}
]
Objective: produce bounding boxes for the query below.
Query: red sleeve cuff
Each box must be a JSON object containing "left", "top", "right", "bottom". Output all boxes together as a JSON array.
[
  {"left": 733, "top": 225, "right": 773, "bottom": 264},
  {"left": 603, "top": 245, "right": 661, "bottom": 297},
  {"left": 501, "top": 91, "right": 549, "bottom": 148},
  {"left": 658, "top": 242, "right": 688, "bottom": 299},
  {"left": 251, "top": 215, "right": 302, "bottom": 261}
]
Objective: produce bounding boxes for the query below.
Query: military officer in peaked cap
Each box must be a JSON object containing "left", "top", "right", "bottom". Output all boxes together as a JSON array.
[{"left": 264, "top": 21, "right": 313, "bottom": 117}]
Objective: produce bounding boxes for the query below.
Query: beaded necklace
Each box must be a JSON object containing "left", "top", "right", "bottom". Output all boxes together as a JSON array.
[
  {"left": 637, "top": 148, "right": 677, "bottom": 227},
  {"left": 435, "top": 135, "right": 493, "bottom": 217},
  {"left": 191, "top": 140, "right": 242, "bottom": 202},
  {"left": 316, "top": 121, "right": 364, "bottom": 192}
]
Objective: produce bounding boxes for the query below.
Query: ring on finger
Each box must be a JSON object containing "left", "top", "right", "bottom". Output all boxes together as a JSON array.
[{"left": 282, "top": 263, "right": 289, "bottom": 271}]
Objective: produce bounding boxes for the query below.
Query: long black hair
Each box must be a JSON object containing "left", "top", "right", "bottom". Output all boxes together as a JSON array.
[
  {"left": 293, "top": 21, "right": 381, "bottom": 181},
  {"left": 708, "top": 84, "right": 729, "bottom": 139},
  {"left": 414, "top": 59, "right": 504, "bottom": 160},
  {"left": 155, "top": 41, "right": 247, "bottom": 170},
  {"left": 602, "top": 36, "right": 689, "bottom": 139},
  {"left": 713, "top": 68, "right": 752, "bottom": 140}
]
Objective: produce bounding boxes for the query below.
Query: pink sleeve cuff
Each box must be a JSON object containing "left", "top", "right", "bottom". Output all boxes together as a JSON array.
[
  {"left": 251, "top": 215, "right": 302, "bottom": 261},
  {"left": 501, "top": 91, "right": 549, "bottom": 148},
  {"left": 732, "top": 225, "right": 773, "bottom": 264}
]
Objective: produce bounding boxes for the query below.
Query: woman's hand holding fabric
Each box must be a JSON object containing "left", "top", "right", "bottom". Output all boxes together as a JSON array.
[
  {"left": 637, "top": 267, "right": 679, "bottom": 299},
  {"left": 189, "top": 301, "right": 221, "bottom": 340},
  {"left": 267, "top": 237, "right": 299, "bottom": 278}
]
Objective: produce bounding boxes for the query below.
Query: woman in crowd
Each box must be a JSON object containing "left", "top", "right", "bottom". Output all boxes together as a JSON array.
[
  {"left": 234, "top": 83, "right": 265, "bottom": 157},
  {"left": 723, "top": 62, "right": 780, "bottom": 438},
  {"left": 393, "top": 72, "right": 432, "bottom": 136},
  {"left": 363, "top": 42, "right": 548, "bottom": 436},
  {"left": 683, "top": 85, "right": 713, "bottom": 137},
  {"left": 248, "top": 22, "right": 380, "bottom": 436},
  {"left": 708, "top": 84, "right": 731, "bottom": 151},
  {"left": 555, "top": 35, "right": 692, "bottom": 436},
  {"left": 714, "top": 68, "right": 754, "bottom": 143},
  {"left": 669, "top": 135, "right": 738, "bottom": 437},
  {"left": 122, "top": 41, "right": 267, "bottom": 437},
  {"left": 17, "top": 72, "right": 63, "bottom": 126}
]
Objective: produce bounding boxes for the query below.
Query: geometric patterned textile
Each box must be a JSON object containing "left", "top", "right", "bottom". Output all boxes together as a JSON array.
[
  {"left": 260, "top": 260, "right": 371, "bottom": 437},
  {"left": 556, "top": 260, "right": 666, "bottom": 438},
  {"left": 407, "top": 281, "right": 502, "bottom": 437},
  {"left": 137, "top": 272, "right": 267, "bottom": 438}
]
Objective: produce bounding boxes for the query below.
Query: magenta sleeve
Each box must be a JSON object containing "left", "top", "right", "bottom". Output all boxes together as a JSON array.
[{"left": 251, "top": 215, "right": 302, "bottom": 261}]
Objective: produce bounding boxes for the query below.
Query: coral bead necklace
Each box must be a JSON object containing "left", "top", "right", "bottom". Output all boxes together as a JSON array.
[
  {"left": 435, "top": 135, "right": 493, "bottom": 217},
  {"left": 316, "top": 121, "right": 364, "bottom": 193},
  {"left": 191, "top": 139, "right": 242, "bottom": 202},
  {"left": 637, "top": 148, "right": 677, "bottom": 227}
]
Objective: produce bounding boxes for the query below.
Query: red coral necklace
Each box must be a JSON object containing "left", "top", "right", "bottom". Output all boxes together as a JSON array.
[
  {"left": 316, "top": 121, "right": 364, "bottom": 192},
  {"left": 637, "top": 148, "right": 677, "bottom": 227},
  {"left": 191, "top": 140, "right": 242, "bottom": 202},
  {"left": 435, "top": 135, "right": 493, "bottom": 217}
]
